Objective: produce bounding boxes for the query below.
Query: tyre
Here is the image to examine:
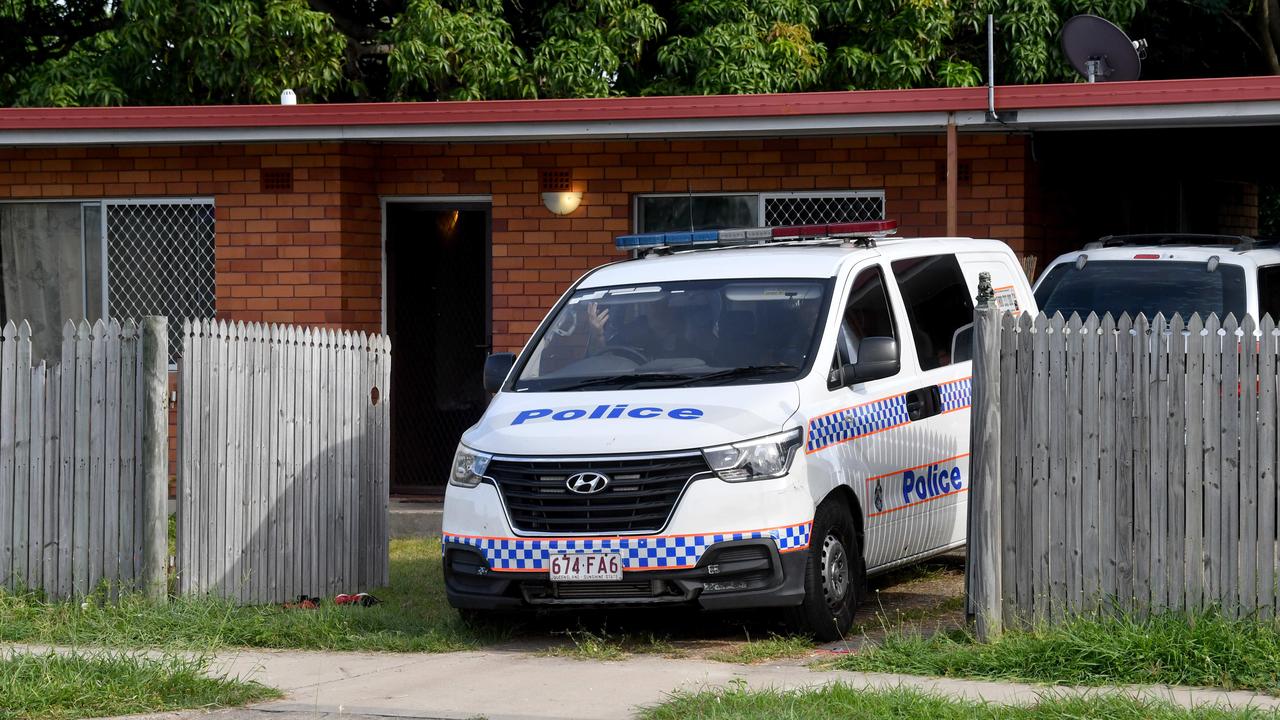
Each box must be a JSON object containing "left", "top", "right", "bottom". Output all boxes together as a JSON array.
[{"left": 785, "top": 497, "right": 864, "bottom": 641}]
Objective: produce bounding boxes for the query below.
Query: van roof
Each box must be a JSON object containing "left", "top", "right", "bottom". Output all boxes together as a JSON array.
[
  {"left": 580, "top": 237, "right": 1014, "bottom": 287},
  {"left": 1043, "top": 242, "right": 1280, "bottom": 274}
]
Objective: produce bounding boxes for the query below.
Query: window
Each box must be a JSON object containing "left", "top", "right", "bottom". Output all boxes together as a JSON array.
[
  {"left": 514, "top": 278, "right": 830, "bottom": 391},
  {"left": 1034, "top": 260, "right": 1247, "bottom": 321},
  {"left": 635, "top": 191, "right": 885, "bottom": 233},
  {"left": 1260, "top": 266, "right": 1280, "bottom": 322},
  {"left": 0, "top": 199, "right": 215, "bottom": 362},
  {"left": 891, "top": 255, "right": 974, "bottom": 371},
  {"left": 832, "top": 266, "right": 897, "bottom": 386}
]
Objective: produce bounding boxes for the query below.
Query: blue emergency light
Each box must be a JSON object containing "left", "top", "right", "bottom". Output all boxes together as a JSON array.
[{"left": 614, "top": 220, "right": 898, "bottom": 251}]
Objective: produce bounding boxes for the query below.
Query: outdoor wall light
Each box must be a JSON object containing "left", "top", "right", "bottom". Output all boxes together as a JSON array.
[{"left": 542, "top": 190, "right": 583, "bottom": 216}]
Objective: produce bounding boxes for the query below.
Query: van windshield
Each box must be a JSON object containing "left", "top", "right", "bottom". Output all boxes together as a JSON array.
[
  {"left": 513, "top": 278, "right": 830, "bottom": 391},
  {"left": 1034, "top": 260, "right": 1247, "bottom": 320}
]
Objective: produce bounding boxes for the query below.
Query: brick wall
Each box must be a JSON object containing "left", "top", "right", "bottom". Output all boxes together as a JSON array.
[
  {"left": 373, "top": 134, "right": 1035, "bottom": 352},
  {"left": 0, "top": 133, "right": 1035, "bottom": 355}
]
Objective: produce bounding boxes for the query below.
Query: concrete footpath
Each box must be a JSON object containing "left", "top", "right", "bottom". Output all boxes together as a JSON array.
[{"left": 17, "top": 645, "right": 1276, "bottom": 720}]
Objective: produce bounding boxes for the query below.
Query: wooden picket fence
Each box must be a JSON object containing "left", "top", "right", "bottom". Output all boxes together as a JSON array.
[
  {"left": 0, "top": 318, "right": 168, "bottom": 599},
  {"left": 968, "top": 303, "right": 1280, "bottom": 635},
  {"left": 176, "top": 320, "right": 391, "bottom": 604}
]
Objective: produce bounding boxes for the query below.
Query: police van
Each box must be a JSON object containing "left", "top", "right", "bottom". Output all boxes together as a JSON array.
[{"left": 443, "top": 221, "right": 1036, "bottom": 639}]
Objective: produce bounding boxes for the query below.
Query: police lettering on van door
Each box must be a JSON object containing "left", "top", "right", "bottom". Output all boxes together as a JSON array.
[
  {"left": 511, "top": 405, "right": 705, "bottom": 425},
  {"left": 865, "top": 453, "right": 969, "bottom": 518}
]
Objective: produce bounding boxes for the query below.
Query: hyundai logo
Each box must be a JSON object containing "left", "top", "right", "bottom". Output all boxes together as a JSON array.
[{"left": 566, "top": 472, "right": 610, "bottom": 495}]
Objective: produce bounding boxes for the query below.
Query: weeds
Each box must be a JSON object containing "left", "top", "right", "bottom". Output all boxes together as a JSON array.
[
  {"left": 0, "top": 651, "right": 278, "bottom": 720},
  {"left": 839, "top": 608, "right": 1280, "bottom": 694},
  {"left": 641, "top": 683, "right": 1274, "bottom": 720},
  {"left": 708, "top": 634, "right": 814, "bottom": 664},
  {"left": 0, "top": 538, "right": 504, "bottom": 653},
  {"left": 541, "top": 627, "right": 683, "bottom": 660}
]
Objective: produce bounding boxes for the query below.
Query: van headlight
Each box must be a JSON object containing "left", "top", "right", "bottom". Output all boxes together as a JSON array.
[
  {"left": 702, "top": 428, "right": 803, "bottom": 482},
  {"left": 450, "top": 445, "right": 492, "bottom": 488}
]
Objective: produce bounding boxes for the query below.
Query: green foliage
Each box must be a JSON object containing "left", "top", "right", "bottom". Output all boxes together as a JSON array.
[
  {"left": 3, "top": 0, "right": 1276, "bottom": 105},
  {"left": 652, "top": 0, "right": 827, "bottom": 94},
  {"left": 1262, "top": 183, "right": 1280, "bottom": 237},
  {"left": 0, "top": 652, "right": 278, "bottom": 720},
  {"left": 532, "top": 0, "right": 666, "bottom": 98},
  {"left": 386, "top": 0, "right": 531, "bottom": 100},
  {"left": 642, "top": 682, "right": 1274, "bottom": 720},
  {"left": 14, "top": 0, "right": 348, "bottom": 106},
  {"left": 837, "top": 609, "right": 1280, "bottom": 695}
]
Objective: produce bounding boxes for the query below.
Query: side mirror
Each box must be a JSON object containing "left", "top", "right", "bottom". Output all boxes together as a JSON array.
[
  {"left": 831, "top": 337, "right": 899, "bottom": 387},
  {"left": 483, "top": 352, "right": 516, "bottom": 394}
]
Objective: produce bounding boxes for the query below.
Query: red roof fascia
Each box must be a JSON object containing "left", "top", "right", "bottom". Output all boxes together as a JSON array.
[
  {"left": 0, "top": 76, "right": 1277, "bottom": 131},
  {"left": 994, "top": 75, "right": 1280, "bottom": 109},
  {"left": 0, "top": 87, "right": 985, "bottom": 130}
]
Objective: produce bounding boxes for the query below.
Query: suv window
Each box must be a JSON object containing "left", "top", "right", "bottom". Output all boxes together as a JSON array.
[
  {"left": 831, "top": 266, "right": 896, "bottom": 385},
  {"left": 1034, "top": 260, "right": 1247, "bottom": 321},
  {"left": 891, "top": 254, "right": 974, "bottom": 371},
  {"left": 1257, "top": 266, "right": 1280, "bottom": 321}
]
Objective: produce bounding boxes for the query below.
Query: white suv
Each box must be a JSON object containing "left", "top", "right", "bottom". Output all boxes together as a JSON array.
[{"left": 1035, "top": 234, "right": 1280, "bottom": 321}]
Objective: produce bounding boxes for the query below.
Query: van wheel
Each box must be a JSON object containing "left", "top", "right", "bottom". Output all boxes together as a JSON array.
[{"left": 786, "top": 499, "right": 863, "bottom": 641}]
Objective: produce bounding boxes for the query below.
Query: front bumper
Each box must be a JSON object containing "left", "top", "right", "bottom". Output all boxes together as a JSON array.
[{"left": 444, "top": 538, "right": 808, "bottom": 611}]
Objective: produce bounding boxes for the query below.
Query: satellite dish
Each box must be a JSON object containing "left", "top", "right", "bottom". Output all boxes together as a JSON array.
[{"left": 1061, "top": 14, "right": 1146, "bottom": 83}]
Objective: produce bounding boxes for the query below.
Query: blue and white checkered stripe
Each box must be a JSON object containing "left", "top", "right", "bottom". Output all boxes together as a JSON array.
[
  {"left": 806, "top": 394, "right": 909, "bottom": 453},
  {"left": 444, "top": 522, "right": 812, "bottom": 572},
  {"left": 939, "top": 377, "right": 972, "bottom": 413}
]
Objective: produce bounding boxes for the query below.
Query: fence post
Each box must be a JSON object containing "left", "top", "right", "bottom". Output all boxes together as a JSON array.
[
  {"left": 141, "top": 316, "right": 169, "bottom": 602},
  {"left": 968, "top": 272, "right": 1003, "bottom": 640}
]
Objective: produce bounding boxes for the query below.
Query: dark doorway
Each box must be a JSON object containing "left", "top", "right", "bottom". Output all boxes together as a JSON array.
[{"left": 385, "top": 203, "right": 491, "bottom": 495}]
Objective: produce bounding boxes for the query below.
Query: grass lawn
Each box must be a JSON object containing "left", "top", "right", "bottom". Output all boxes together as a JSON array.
[
  {"left": 641, "top": 683, "right": 1277, "bottom": 720},
  {"left": 0, "top": 651, "right": 278, "bottom": 720},
  {"left": 837, "top": 610, "right": 1280, "bottom": 695},
  {"left": 0, "top": 538, "right": 503, "bottom": 652}
]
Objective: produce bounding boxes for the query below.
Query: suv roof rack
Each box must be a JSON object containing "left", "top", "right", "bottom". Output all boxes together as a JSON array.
[
  {"left": 616, "top": 220, "right": 898, "bottom": 257},
  {"left": 1083, "top": 233, "right": 1254, "bottom": 250}
]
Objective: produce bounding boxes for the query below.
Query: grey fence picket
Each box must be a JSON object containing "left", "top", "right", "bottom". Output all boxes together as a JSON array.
[
  {"left": 973, "top": 311, "right": 1280, "bottom": 631},
  {"left": 176, "top": 321, "right": 391, "bottom": 604},
  {"left": 1166, "top": 314, "right": 1188, "bottom": 613},
  {"left": 1261, "top": 316, "right": 1279, "bottom": 619},
  {"left": 1240, "top": 316, "right": 1259, "bottom": 615}
]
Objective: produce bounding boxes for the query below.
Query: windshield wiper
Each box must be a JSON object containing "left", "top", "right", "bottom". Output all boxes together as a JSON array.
[
  {"left": 653, "top": 365, "right": 799, "bottom": 387},
  {"left": 539, "top": 372, "right": 702, "bottom": 391}
]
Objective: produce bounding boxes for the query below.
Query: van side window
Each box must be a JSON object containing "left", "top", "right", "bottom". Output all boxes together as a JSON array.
[
  {"left": 832, "top": 266, "right": 896, "bottom": 382},
  {"left": 890, "top": 254, "right": 974, "bottom": 371},
  {"left": 1260, "top": 266, "right": 1280, "bottom": 322}
]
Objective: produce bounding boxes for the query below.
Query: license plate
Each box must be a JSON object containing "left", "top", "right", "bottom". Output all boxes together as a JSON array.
[{"left": 549, "top": 553, "right": 623, "bottom": 582}]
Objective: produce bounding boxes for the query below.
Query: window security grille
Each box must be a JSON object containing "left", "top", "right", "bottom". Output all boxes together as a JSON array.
[
  {"left": 762, "top": 192, "right": 885, "bottom": 226},
  {"left": 106, "top": 201, "right": 216, "bottom": 363}
]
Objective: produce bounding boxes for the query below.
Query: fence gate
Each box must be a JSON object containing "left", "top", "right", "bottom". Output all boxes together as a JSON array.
[
  {"left": 968, "top": 298, "right": 1280, "bottom": 637},
  {"left": 0, "top": 318, "right": 168, "bottom": 600},
  {"left": 176, "top": 320, "right": 391, "bottom": 604}
]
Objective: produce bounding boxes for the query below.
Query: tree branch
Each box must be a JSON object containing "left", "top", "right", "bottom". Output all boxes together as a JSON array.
[{"left": 1258, "top": 0, "right": 1280, "bottom": 75}]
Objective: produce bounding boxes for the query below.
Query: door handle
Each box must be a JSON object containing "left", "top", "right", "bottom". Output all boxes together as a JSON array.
[{"left": 905, "top": 385, "right": 941, "bottom": 422}]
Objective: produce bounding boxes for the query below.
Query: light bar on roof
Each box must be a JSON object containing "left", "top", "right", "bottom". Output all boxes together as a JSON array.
[{"left": 614, "top": 220, "right": 897, "bottom": 250}]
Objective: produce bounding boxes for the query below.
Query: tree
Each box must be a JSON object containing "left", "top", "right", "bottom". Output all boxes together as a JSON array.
[
  {"left": 3, "top": 0, "right": 1277, "bottom": 107},
  {"left": 14, "top": 0, "right": 348, "bottom": 106}
]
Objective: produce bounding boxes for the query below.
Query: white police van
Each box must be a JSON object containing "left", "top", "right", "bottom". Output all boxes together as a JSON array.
[{"left": 443, "top": 221, "right": 1036, "bottom": 639}]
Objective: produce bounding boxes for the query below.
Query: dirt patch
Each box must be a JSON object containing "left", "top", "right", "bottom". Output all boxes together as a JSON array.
[{"left": 485, "top": 551, "right": 966, "bottom": 663}]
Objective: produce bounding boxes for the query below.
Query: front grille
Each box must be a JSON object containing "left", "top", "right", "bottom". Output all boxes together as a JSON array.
[
  {"left": 488, "top": 453, "right": 711, "bottom": 533},
  {"left": 554, "top": 581, "right": 656, "bottom": 599}
]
